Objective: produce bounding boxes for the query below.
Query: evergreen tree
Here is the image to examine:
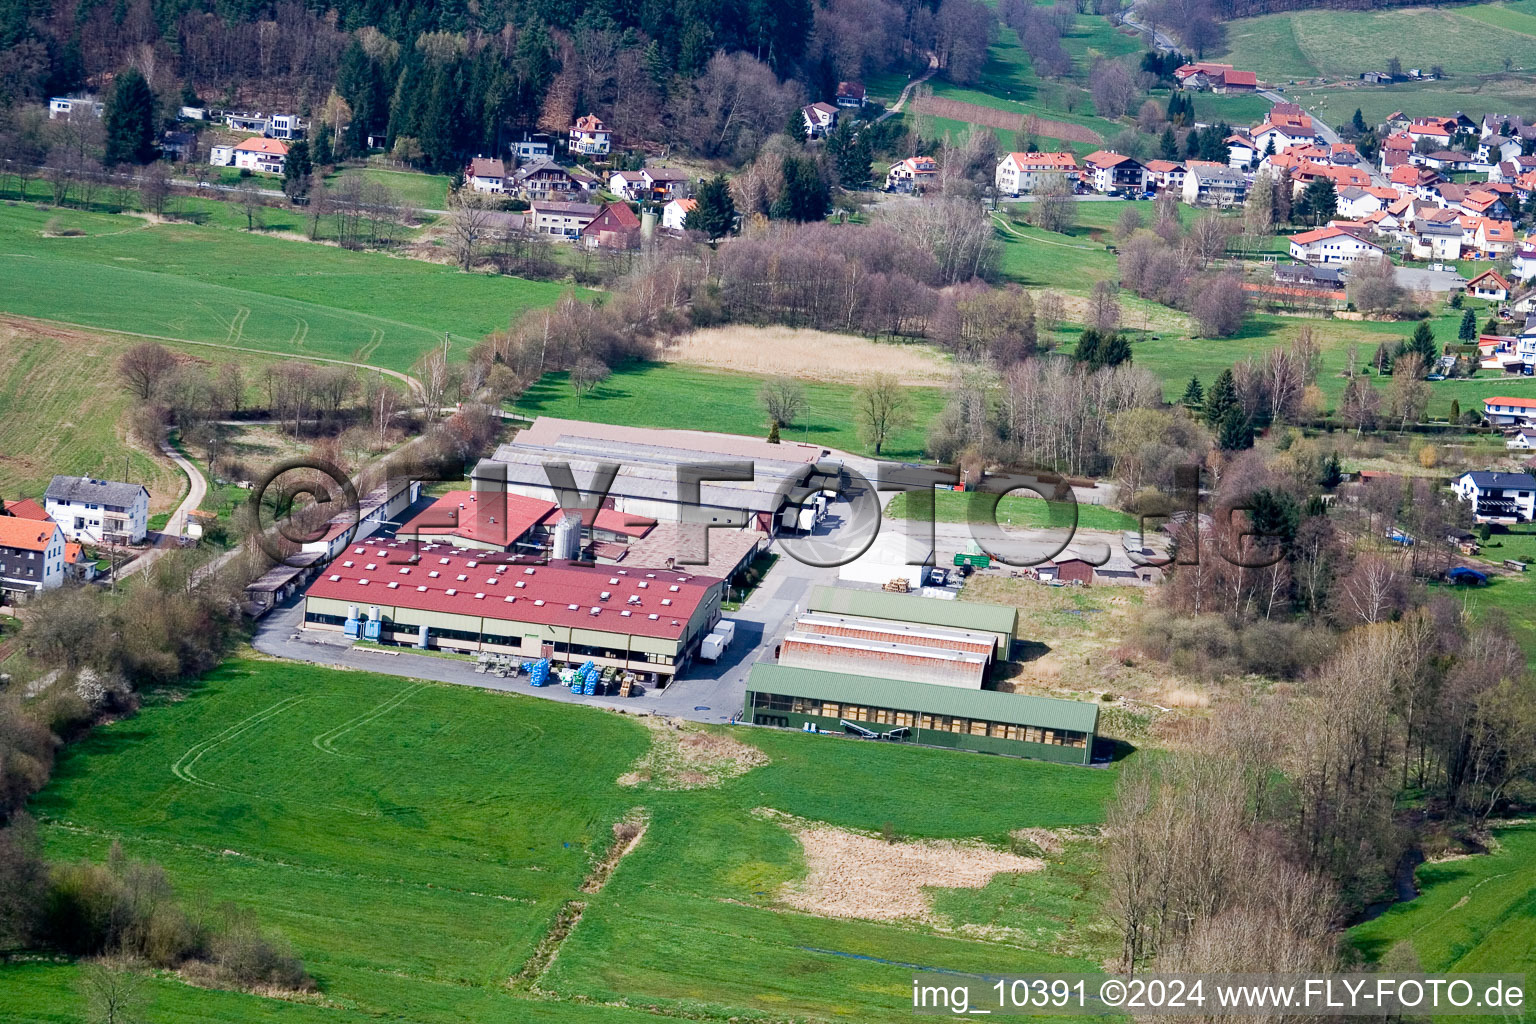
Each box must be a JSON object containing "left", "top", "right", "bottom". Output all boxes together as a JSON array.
[
  {"left": 103, "top": 69, "right": 157, "bottom": 166},
  {"left": 1099, "top": 333, "right": 1132, "bottom": 367},
  {"left": 1204, "top": 368, "right": 1238, "bottom": 427},
  {"left": 1319, "top": 450, "right": 1343, "bottom": 488},
  {"left": 786, "top": 106, "right": 808, "bottom": 140},
  {"left": 1180, "top": 375, "right": 1204, "bottom": 411},
  {"left": 282, "top": 140, "right": 313, "bottom": 199},
  {"left": 1450, "top": 398, "right": 1461, "bottom": 424},
  {"left": 1449, "top": 289, "right": 1463, "bottom": 308},
  {"left": 685, "top": 173, "right": 737, "bottom": 243},
  {"left": 1185, "top": 127, "right": 1200, "bottom": 159},
  {"left": 1160, "top": 125, "right": 1178, "bottom": 160},
  {"left": 311, "top": 122, "right": 334, "bottom": 166},
  {"left": 770, "top": 156, "right": 829, "bottom": 221},
  {"left": 1459, "top": 307, "right": 1478, "bottom": 343},
  {"left": 767, "top": 422, "right": 780, "bottom": 443},
  {"left": 1217, "top": 405, "right": 1254, "bottom": 451},
  {"left": 1407, "top": 320, "right": 1438, "bottom": 366},
  {"left": 1485, "top": 316, "right": 1503, "bottom": 335},
  {"left": 825, "top": 120, "right": 871, "bottom": 188},
  {"left": 1352, "top": 108, "right": 1367, "bottom": 134},
  {"left": 1073, "top": 328, "right": 1101, "bottom": 366},
  {"left": 1299, "top": 177, "right": 1337, "bottom": 225}
]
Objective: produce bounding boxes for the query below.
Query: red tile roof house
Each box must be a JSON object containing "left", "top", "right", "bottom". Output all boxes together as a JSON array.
[
  {"left": 580, "top": 201, "right": 642, "bottom": 249},
  {"left": 0, "top": 515, "right": 65, "bottom": 595},
  {"left": 885, "top": 156, "right": 938, "bottom": 193},
  {"left": 569, "top": 113, "right": 612, "bottom": 156},
  {"left": 993, "top": 151, "right": 1080, "bottom": 195},
  {"left": 301, "top": 540, "right": 723, "bottom": 683},
  {"left": 231, "top": 136, "right": 288, "bottom": 173},
  {"left": 1287, "top": 225, "right": 1385, "bottom": 265},
  {"left": 1468, "top": 269, "right": 1512, "bottom": 302}
]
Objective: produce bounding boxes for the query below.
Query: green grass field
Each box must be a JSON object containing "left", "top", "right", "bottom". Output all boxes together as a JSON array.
[
  {"left": 1347, "top": 824, "right": 1536, "bottom": 1006},
  {"left": 0, "top": 204, "right": 568, "bottom": 372},
  {"left": 0, "top": 656, "right": 1121, "bottom": 1023},
  {"left": 325, "top": 168, "right": 452, "bottom": 211},
  {"left": 1221, "top": 5, "right": 1536, "bottom": 81},
  {"left": 513, "top": 362, "right": 947, "bottom": 459},
  {"left": 886, "top": 489, "right": 1140, "bottom": 532}
]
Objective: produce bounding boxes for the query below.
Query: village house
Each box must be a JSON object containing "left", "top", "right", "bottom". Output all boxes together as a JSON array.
[
  {"left": 1479, "top": 135, "right": 1524, "bottom": 166},
  {"left": 1452, "top": 470, "right": 1536, "bottom": 523},
  {"left": 1483, "top": 397, "right": 1536, "bottom": 427},
  {"left": 1406, "top": 118, "right": 1456, "bottom": 145},
  {"left": 217, "top": 137, "right": 288, "bottom": 174},
  {"left": 514, "top": 132, "right": 553, "bottom": 161},
  {"left": 1288, "top": 225, "right": 1385, "bottom": 265},
  {"left": 160, "top": 131, "right": 195, "bottom": 162},
  {"left": 580, "top": 202, "right": 642, "bottom": 249},
  {"left": 886, "top": 156, "right": 938, "bottom": 193},
  {"left": 1173, "top": 62, "right": 1257, "bottom": 93},
  {"left": 1335, "top": 185, "right": 1396, "bottom": 219},
  {"left": 801, "top": 102, "right": 839, "bottom": 138},
  {"left": 1390, "top": 163, "right": 1444, "bottom": 201},
  {"left": 0, "top": 516, "right": 65, "bottom": 596},
  {"left": 1142, "top": 159, "right": 1186, "bottom": 193},
  {"left": 1181, "top": 162, "right": 1247, "bottom": 206},
  {"left": 607, "top": 170, "right": 646, "bottom": 199},
  {"left": 662, "top": 197, "right": 696, "bottom": 232},
  {"left": 514, "top": 159, "right": 598, "bottom": 199},
  {"left": 1412, "top": 219, "right": 1465, "bottom": 260},
  {"left": 1081, "top": 150, "right": 1147, "bottom": 193},
  {"left": 1460, "top": 188, "right": 1512, "bottom": 220},
  {"left": 1252, "top": 104, "right": 1319, "bottom": 154},
  {"left": 465, "top": 157, "right": 507, "bottom": 194},
  {"left": 530, "top": 200, "right": 601, "bottom": 239},
  {"left": 835, "top": 81, "right": 867, "bottom": 108},
  {"left": 1225, "top": 133, "right": 1256, "bottom": 168},
  {"left": 1379, "top": 132, "right": 1415, "bottom": 172},
  {"left": 569, "top": 114, "right": 612, "bottom": 156},
  {"left": 44, "top": 476, "right": 149, "bottom": 546},
  {"left": 1507, "top": 427, "right": 1536, "bottom": 450},
  {"left": 640, "top": 168, "right": 691, "bottom": 201},
  {"left": 1468, "top": 269, "right": 1512, "bottom": 302},
  {"left": 1513, "top": 246, "right": 1536, "bottom": 282},
  {"left": 1473, "top": 218, "right": 1516, "bottom": 257},
  {"left": 994, "top": 152, "right": 1080, "bottom": 195},
  {"left": 1491, "top": 155, "right": 1536, "bottom": 184}
]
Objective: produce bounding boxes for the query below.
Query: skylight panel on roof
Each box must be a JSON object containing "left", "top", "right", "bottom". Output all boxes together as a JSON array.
[
  {"left": 439, "top": 557, "right": 451, "bottom": 564},
  {"left": 329, "top": 574, "right": 341, "bottom": 582},
  {"left": 456, "top": 574, "right": 468, "bottom": 581},
  {"left": 467, "top": 560, "right": 478, "bottom": 567},
  {"left": 475, "top": 593, "right": 485, "bottom": 599},
  {"left": 365, "top": 563, "right": 377, "bottom": 570},
  {"left": 343, "top": 561, "right": 354, "bottom": 568},
  {"left": 388, "top": 582, "right": 398, "bottom": 589},
  {"left": 609, "top": 578, "right": 619, "bottom": 585},
  {"left": 429, "top": 571, "right": 440, "bottom": 578},
  {"left": 534, "top": 599, "right": 545, "bottom": 606},
  {"left": 661, "top": 599, "right": 672, "bottom": 606},
  {"left": 358, "top": 579, "right": 369, "bottom": 586},
  {"left": 648, "top": 613, "right": 659, "bottom": 620},
  {"left": 399, "top": 567, "right": 410, "bottom": 574},
  {"left": 504, "top": 595, "right": 516, "bottom": 603},
  {"left": 524, "top": 567, "right": 536, "bottom": 575},
  {"left": 446, "top": 588, "right": 457, "bottom": 595},
  {"left": 620, "top": 610, "right": 631, "bottom": 616},
  {"left": 567, "top": 603, "right": 578, "bottom": 610},
  {"left": 417, "top": 586, "right": 427, "bottom": 592},
  {"left": 669, "top": 585, "right": 679, "bottom": 592},
  {"left": 515, "top": 580, "right": 525, "bottom": 588}
]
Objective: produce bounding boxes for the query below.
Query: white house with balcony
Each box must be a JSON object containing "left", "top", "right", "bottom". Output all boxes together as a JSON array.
[
  {"left": 1453, "top": 470, "right": 1536, "bottom": 523},
  {"left": 44, "top": 476, "right": 149, "bottom": 545}
]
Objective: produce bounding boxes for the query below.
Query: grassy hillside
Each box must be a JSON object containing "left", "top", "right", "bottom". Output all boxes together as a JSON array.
[
  {"left": 1221, "top": 3, "right": 1536, "bottom": 81},
  {"left": 2, "top": 657, "right": 1120, "bottom": 1023},
  {"left": 0, "top": 205, "right": 569, "bottom": 372},
  {"left": 1348, "top": 825, "right": 1536, "bottom": 994},
  {"left": 512, "top": 362, "right": 948, "bottom": 459}
]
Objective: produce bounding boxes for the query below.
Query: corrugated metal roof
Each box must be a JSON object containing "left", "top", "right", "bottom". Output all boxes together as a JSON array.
[
  {"left": 807, "top": 585, "right": 1017, "bottom": 640},
  {"left": 748, "top": 664, "right": 1098, "bottom": 733}
]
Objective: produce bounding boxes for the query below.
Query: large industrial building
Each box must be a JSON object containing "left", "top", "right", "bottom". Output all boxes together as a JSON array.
[
  {"left": 744, "top": 664, "right": 1098, "bottom": 764},
  {"left": 778, "top": 612, "right": 997, "bottom": 688},
  {"left": 301, "top": 539, "right": 723, "bottom": 684},
  {"left": 477, "top": 417, "right": 835, "bottom": 529},
  {"left": 805, "top": 585, "right": 1018, "bottom": 657}
]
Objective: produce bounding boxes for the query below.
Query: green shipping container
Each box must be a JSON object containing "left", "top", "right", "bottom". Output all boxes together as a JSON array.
[{"left": 954, "top": 553, "right": 991, "bottom": 568}]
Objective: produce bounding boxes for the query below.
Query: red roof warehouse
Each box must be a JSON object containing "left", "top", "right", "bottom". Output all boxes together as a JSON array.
[{"left": 301, "top": 540, "right": 723, "bottom": 681}]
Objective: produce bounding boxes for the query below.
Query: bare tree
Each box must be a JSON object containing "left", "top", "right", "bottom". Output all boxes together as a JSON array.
[
  {"left": 1388, "top": 353, "right": 1429, "bottom": 431},
  {"left": 137, "top": 161, "right": 173, "bottom": 216},
  {"left": 1025, "top": 173, "right": 1074, "bottom": 233},
  {"left": 1090, "top": 279, "right": 1121, "bottom": 333},
  {"left": 1189, "top": 272, "right": 1247, "bottom": 337},
  {"left": 449, "top": 196, "right": 492, "bottom": 271},
  {"left": 237, "top": 185, "right": 264, "bottom": 231},
  {"left": 79, "top": 958, "right": 150, "bottom": 1024},
  {"left": 760, "top": 376, "right": 807, "bottom": 427},
  {"left": 1088, "top": 59, "right": 1138, "bottom": 119},
  {"left": 1186, "top": 212, "right": 1231, "bottom": 269},
  {"left": 570, "top": 357, "right": 611, "bottom": 404},
  {"left": 854, "top": 373, "right": 913, "bottom": 456},
  {"left": 117, "top": 342, "right": 178, "bottom": 401},
  {"left": 1347, "top": 255, "right": 1406, "bottom": 316},
  {"left": 1035, "top": 290, "right": 1066, "bottom": 341}
]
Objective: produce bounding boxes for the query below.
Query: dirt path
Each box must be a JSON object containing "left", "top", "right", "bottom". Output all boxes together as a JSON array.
[{"left": 878, "top": 52, "right": 940, "bottom": 121}]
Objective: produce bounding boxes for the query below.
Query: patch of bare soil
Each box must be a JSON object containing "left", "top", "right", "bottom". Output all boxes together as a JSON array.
[
  {"left": 657, "top": 326, "right": 950, "bottom": 386},
  {"left": 618, "top": 716, "right": 768, "bottom": 790},
  {"left": 910, "top": 96, "right": 1103, "bottom": 144},
  {"left": 757, "top": 808, "right": 1042, "bottom": 923}
]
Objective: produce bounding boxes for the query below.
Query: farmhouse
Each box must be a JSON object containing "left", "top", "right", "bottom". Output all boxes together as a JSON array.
[
  {"left": 44, "top": 476, "right": 148, "bottom": 545},
  {"left": 1081, "top": 150, "right": 1146, "bottom": 193},
  {"left": 835, "top": 81, "right": 867, "bottom": 107},
  {"left": 229, "top": 137, "right": 288, "bottom": 173},
  {"left": 1252, "top": 105, "right": 1318, "bottom": 153},
  {"left": 1181, "top": 162, "right": 1247, "bottom": 206},
  {"left": 802, "top": 102, "right": 839, "bottom": 137},
  {"left": 1468, "top": 269, "right": 1512, "bottom": 302},
  {"left": 1483, "top": 396, "right": 1536, "bottom": 427},
  {"left": 1288, "top": 226, "right": 1384, "bottom": 265},
  {"left": 0, "top": 516, "right": 65, "bottom": 595},
  {"left": 579, "top": 201, "right": 642, "bottom": 249},
  {"left": 465, "top": 157, "right": 507, "bottom": 194},
  {"left": 886, "top": 156, "right": 937, "bottom": 193},
  {"left": 1172, "top": 62, "right": 1256, "bottom": 93},
  {"left": 994, "top": 151, "right": 1079, "bottom": 195},
  {"left": 302, "top": 542, "right": 723, "bottom": 684},
  {"left": 744, "top": 664, "right": 1097, "bottom": 764},
  {"left": 530, "top": 200, "right": 601, "bottom": 239},
  {"left": 1452, "top": 471, "right": 1536, "bottom": 523},
  {"left": 479, "top": 416, "right": 831, "bottom": 529},
  {"left": 569, "top": 113, "right": 611, "bottom": 156}
]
